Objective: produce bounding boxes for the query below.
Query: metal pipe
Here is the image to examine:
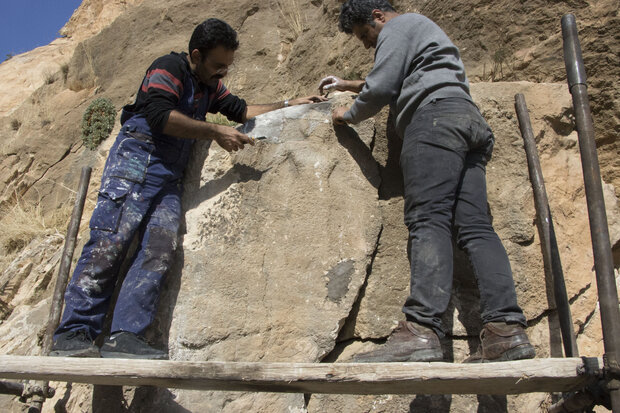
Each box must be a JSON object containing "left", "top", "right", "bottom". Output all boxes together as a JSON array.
[
  {"left": 548, "top": 390, "right": 598, "bottom": 413},
  {"left": 29, "top": 166, "right": 91, "bottom": 413},
  {"left": 0, "top": 380, "right": 23, "bottom": 396},
  {"left": 562, "top": 13, "right": 620, "bottom": 412},
  {"left": 514, "top": 93, "right": 579, "bottom": 358}
]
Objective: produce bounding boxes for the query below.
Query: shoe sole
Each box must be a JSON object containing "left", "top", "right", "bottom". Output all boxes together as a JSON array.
[
  {"left": 49, "top": 348, "right": 101, "bottom": 358},
  {"left": 466, "top": 344, "right": 536, "bottom": 363},
  {"left": 406, "top": 348, "right": 444, "bottom": 362},
  {"left": 353, "top": 348, "right": 444, "bottom": 363},
  {"left": 100, "top": 350, "right": 168, "bottom": 360}
]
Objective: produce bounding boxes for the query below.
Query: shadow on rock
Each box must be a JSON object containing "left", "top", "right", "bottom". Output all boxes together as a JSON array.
[
  {"left": 53, "top": 382, "right": 72, "bottom": 413},
  {"left": 409, "top": 394, "right": 452, "bottom": 412},
  {"left": 378, "top": 113, "right": 404, "bottom": 200},
  {"left": 185, "top": 163, "right": 269, "bottom": 210},
  {"left": 477, "top": 394, "right": 508, "bottom": 413},
  {"left": 334, "top": 124, "right": 381, "bottom": 190},
  {"left": 92, "top": 385, "right": 191, "bottom": 413}
]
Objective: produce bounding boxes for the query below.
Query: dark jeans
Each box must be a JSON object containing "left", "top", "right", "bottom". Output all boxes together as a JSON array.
[{"left": 400, "top": 98, "right": 526, "bottom": 334}]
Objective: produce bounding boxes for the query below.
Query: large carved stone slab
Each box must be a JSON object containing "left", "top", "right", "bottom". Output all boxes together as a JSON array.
[{"left": 159, "top": 101, "right": 381, "bottom": 410}]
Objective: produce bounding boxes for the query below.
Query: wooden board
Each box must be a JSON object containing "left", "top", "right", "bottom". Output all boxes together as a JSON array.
[{"left": 0, "top": 356, "right": 598, "bottom": 395}]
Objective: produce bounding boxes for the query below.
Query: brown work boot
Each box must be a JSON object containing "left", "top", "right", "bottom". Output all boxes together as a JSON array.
[
  {"left": 352, "top": 321, "right": 443, "bottom": 362},
  {"left": 464, "top": 322, "right": 536, "bottom": 363}
]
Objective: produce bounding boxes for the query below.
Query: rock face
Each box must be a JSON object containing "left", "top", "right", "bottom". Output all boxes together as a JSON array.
[
  {"left": 0, "top": 1, "right": 619, "bottom": 412},
  {"left": 151, "top": 100, "right": 380, "bottom": 411},
  {"left": 0, "top": 0, "right": 141, "bottom": 118},
  {"left": 167, "top": 101, "right": 381, "bottom": 365},
  {"left": 308, "top": 82, "right": 620, "bottom": 412}
]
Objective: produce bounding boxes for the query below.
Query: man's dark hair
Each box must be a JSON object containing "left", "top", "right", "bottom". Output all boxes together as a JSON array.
[
  {"left": 339, "top": 0, "right": 396, "bottom": 34},
  {"left": 188, "top": 18, "right": 239, "bottom": 59}
]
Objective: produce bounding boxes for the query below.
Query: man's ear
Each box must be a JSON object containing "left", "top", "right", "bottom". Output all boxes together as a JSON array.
[
  {"left": 371, "top": 9, "right": 385, "bottom": 22},
  {"left": 190, "top": 49, "right": 202, "bottom": 64}
]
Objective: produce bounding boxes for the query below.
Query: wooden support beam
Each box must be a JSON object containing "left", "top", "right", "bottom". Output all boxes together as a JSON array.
[{"left": 0, "top": 356, "right": 598, "bottom": 395}]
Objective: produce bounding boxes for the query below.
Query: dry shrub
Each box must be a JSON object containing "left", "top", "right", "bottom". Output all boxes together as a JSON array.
[
  {"left": 480, "top": 47, "right": 516, "bottom": 82},
  {"left": 277, "top": 0, "right": 305, "bottom": 39},
  {"left": 0, "top": 196, "right": 72, "bottom": 256},
  {"left": 44, "top": 70, "right": 56, "bottom": 85},
  {"left": 0, "top": 198, "right": 70, "bottom": 316},
  {"left": 61, "top": 63, "right": 70, "bottom": 81},
  {"left": 10, "top": 119, "right": 21, "bottom": 131}
]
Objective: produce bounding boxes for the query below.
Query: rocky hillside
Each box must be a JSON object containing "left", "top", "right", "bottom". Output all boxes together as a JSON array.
[{"left": 0, "top": 1, "right": 618, "bottom": 412}]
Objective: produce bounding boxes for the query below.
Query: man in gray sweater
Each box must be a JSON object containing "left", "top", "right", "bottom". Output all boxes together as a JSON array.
[{"left": 319, "top": 0, "right": 535, "bottom": 363}]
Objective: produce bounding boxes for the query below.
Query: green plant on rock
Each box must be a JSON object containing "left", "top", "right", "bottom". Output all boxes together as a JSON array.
[{"left": 81, "top": 97, "right": 116, "bottom": 150}]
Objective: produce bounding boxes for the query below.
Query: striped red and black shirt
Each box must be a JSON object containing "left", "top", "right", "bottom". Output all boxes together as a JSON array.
[{"left": 123, "top": 52, "right": 247, "bottom": 133}]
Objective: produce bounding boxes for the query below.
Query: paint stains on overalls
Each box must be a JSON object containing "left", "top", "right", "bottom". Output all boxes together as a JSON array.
[{"left": 55, "top": 67, "right": 211, "bottom": 340}]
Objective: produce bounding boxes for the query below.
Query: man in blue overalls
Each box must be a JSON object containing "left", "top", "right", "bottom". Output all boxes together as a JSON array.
[{"left": 51, "top": 18, "right": 325, "bottom": 359}]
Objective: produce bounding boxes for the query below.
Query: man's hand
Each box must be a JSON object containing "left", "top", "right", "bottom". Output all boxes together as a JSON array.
[
  {"left": 288, "top": 95, "right": 328, "bottom": 106},
  {"left": 214, "top": 126, "right": 255, "bottom": 152},
  {"left": 332, "top": 106, "right": 349, "bottom": 126},
  {"left": 319, "top": 76, "right": 366, "bottom": 95},
  {"left": 319, "top": 76, "right": 346, "bottom": 94}
]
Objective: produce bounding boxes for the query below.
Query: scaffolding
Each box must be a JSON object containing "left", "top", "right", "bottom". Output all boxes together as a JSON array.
[{"left": 0, "top": 13, "right": 618, "bottom": 413}]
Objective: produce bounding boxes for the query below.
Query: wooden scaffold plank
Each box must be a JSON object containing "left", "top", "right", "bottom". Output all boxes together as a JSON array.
[{"left": 0, "top": 355, "right": 599, "bottom": 395}]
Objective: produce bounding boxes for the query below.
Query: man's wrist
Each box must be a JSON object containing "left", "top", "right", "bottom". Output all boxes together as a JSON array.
[
  {"left": 206, "top": 122, "right": 227, "bottom": 139},
  {"left": 350, "top": 80, "right": 365, "bottom": 93},
  {"left": 283, "top": 100, "right": 289, "bottom": 108}
]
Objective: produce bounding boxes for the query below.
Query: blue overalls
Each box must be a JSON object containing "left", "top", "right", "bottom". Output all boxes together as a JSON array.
[{"left": 55, "top": 70, "right": 210, "bottom": 340}]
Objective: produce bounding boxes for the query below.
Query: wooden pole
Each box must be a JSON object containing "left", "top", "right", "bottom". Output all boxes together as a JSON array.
[
  {"left": 514, "top": 93, "right": 578, "bottom": 358},
  {"left": 42, "top": 166, "right": 92, "bottom": 355},
  {"left": 0, "top": 356, "right": 600, "bottom": 395},
  {"left": 30, "top": 167, "right": 91, "bottom": 413}
]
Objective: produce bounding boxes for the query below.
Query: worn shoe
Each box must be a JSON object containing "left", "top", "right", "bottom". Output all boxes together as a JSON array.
[
  {"left": 352, "top": 321, "right": 443, "bottom": 362},
  {"left": 464, "top": 322, "right": 536, "bottom": 363},
  {"left": 50, "top": 329, "right": 100, "bottom": 358},
  {"left": 100, "top": 331, "right": 168, "bottom": 360}
]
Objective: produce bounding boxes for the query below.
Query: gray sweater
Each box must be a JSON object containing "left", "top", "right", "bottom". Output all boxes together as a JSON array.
[{"left": 343, "top": 13, "right": 472, "bottom": 137}]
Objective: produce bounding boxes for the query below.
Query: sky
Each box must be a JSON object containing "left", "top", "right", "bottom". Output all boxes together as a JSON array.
[{"left": 1, "top": 0, "right": 83, "bottom": 61}]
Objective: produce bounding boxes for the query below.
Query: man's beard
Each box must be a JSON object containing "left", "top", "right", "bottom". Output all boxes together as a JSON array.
[{"left": 206, "top": 75, "right": 223, "bottom": 86}]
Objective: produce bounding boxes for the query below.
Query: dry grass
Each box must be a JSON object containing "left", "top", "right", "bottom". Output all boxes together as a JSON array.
[
  {"left": 60, "top": 63, "right": 70, "bottom": 81},
  {"left": 0, "top": 196, "right": 72, "bottom": 257},
  {"left": 43, "top": 70, "right": 56, "bottom": 85},
  {"left": 0, "top": 196, "right": 71, "bottom": 314},
  {"left": 205, "top": 112, "right": 239, "bottom": 127},
  {"left": 276, "top": 0, "right": 305, "bottom": 39},
  {"left": 481, "top": 47, "right": 516, "bottom": 81}
]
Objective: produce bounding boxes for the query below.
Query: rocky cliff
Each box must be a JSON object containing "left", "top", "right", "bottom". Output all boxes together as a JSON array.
[{"left": 0, "top": 1, "right": 618, "bottom": 412}]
